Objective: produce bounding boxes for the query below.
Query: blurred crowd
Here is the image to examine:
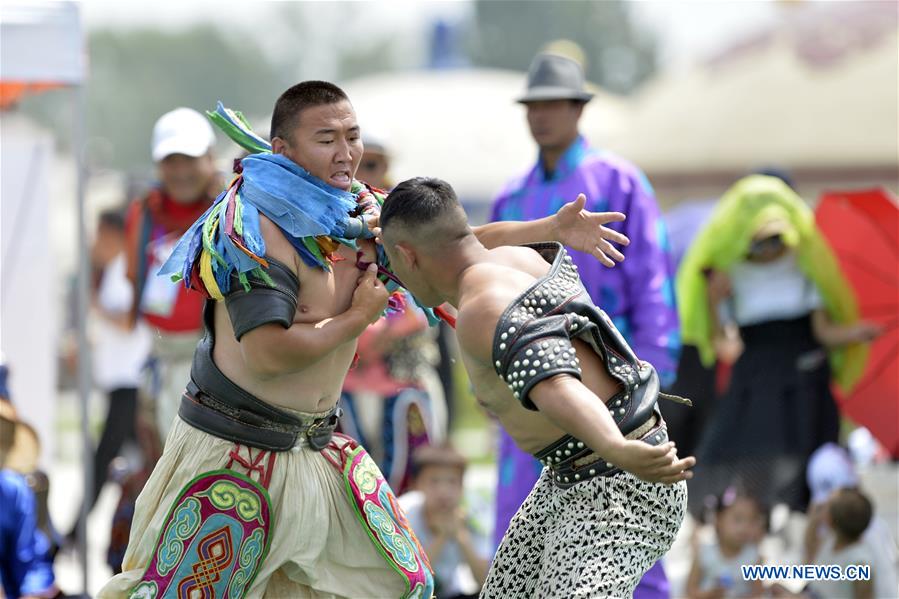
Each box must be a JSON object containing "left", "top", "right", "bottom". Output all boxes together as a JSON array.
[{"left": 1, "top": 47, "right": 896, "bottom": 599}]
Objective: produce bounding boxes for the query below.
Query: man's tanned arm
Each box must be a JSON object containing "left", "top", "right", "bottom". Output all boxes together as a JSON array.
[
  {"left": 236, "top": 215, "right": 388, "bottom": 378},
  {"left": 528, "top": 375, "right": 694, "bottom": 484},
  {"left": 456, "top": 293, "right": 694, "bottom": 485}
]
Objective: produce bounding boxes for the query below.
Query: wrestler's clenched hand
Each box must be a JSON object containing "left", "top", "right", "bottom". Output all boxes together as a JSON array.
[
  {"left": 352, "top": 263, "right": 390, "bottom": 324},
  {"left": 607, "top": 440, "right": 695, "bottom": 485}
]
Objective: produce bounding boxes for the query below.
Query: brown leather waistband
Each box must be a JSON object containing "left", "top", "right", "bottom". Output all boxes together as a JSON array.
[{"left": 179, "top": 384, "right": 341, "bottom": 452}]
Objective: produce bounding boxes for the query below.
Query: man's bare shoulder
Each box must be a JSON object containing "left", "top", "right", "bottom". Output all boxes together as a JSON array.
[
  {"left": 456, "top": 247, "right": 548, "bottom": 363},
  {"left": 258, "top": 213, "right": 301, "bottom": 275},
  {"left": 455, "top": 287, "right": 510, "bottom": 365},
  {"left": 490, "top": 243, "right": 545, "bottom": 262}
]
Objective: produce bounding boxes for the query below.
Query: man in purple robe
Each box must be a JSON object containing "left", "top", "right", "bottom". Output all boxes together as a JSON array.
[{"left": 490, "top": 52, "right": 681, "bottom": 597}]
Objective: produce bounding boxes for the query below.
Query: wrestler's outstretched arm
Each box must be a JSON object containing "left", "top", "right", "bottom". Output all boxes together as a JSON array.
[
  {"left": 456, "top": 288, "right": 694, "bottom": 486},
  {"left": 471, "top": 193, "right": 630, "bottom": 267},
  {"left": 237, "top": 216, "right": 388, "bottom": 378}
]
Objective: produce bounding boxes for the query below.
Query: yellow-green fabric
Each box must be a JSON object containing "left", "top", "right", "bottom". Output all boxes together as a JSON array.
[{"left": 676, "top": 175, "right": 866, "bottom": 393}]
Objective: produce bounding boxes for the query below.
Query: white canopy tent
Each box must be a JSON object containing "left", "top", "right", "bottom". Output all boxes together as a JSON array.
[
  {"left": 1, "top": 1, "right": 92, "bottom": 591},
  {"left": 1, "top": 2, "right": 84, "bottom": 83}
]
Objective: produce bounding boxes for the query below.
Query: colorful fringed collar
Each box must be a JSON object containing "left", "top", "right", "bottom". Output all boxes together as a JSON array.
[
  {"left": 157, "top": 101, "right": 382, "bottom": 300},
  {"left": 157, "top": 151, "right": 372, "bottom": 300}
]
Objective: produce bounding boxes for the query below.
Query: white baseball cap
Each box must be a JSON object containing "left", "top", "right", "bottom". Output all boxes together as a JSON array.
[
  {"left": 362, "top": 129, "right": 391, "bottom": 157},
  {"left": 807, "top": 442, "right": 860, "bottom": 504},
  {"left": 151, "top": 107, "right": 216, "bottom": 162}
]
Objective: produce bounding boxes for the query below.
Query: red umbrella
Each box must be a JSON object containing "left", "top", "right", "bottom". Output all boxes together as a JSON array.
[{"left": 816, "top": 188, "right": 899, "bottom": 457}]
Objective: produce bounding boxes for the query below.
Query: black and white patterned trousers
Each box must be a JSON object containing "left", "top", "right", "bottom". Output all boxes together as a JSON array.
[{"left": 481, "top": 469, "right": 687, "bottom": 598}]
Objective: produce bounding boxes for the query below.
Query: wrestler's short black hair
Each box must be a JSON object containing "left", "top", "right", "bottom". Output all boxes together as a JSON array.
[
  {"left": 270, "top": 81, "right": 349, "bottom": 142},
  {"left": 380, "top": 177, "right": 461, "bottom": 232}
]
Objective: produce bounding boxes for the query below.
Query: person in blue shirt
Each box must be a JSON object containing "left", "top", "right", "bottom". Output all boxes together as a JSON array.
[{"left": 0, "top": 394, "right": 57, "bottom": 599}]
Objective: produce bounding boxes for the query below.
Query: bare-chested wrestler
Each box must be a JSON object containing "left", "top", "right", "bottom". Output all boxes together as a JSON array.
[
  {"left": 378, "top": 177, "right": 695, "bottom": 598},
  {"left": 99, "top": 81, "right": 633, "bottom": 599}
]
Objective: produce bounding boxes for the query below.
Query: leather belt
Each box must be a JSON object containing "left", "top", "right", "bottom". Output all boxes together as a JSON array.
[
  {"left": 179, "top": 381, "right": 340, "bottom": 452},
  {"left": 534, "top": 412, "right": 668, "bottom": 489}
]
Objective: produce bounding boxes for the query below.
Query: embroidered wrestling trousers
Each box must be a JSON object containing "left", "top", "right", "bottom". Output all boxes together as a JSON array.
[{"left": 98, "top": 414, "right": 417, "bottom": 599}]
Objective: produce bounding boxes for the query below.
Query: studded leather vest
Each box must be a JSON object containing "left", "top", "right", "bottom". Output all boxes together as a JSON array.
[{"left": 491, "top": 242, "right": 690, "bottom": 488}]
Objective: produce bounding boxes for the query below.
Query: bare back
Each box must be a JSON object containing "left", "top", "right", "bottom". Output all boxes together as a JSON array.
[
  {"left": 456, "top": 246, "right": 622, "bottom": 454},
  {"left": 212, "top": 215, "right": 375, "bottom": 413}
]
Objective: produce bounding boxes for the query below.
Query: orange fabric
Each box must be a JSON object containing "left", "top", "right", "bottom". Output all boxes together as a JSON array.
[{"left": 0, "top": 82, "right": 62, "bottom": 109}]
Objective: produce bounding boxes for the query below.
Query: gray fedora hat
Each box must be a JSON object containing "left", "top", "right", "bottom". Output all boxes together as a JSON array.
[{"left": 517, "top": 53, "right": 594, "bottom": 104}]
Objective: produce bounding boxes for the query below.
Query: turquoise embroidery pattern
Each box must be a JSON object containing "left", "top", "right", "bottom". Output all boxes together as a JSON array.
[
  {"left": 157, "top": 497, "right": 202, "bottom": 576},
  {"left": 228, "top": 527, "right": 266, "bottom": 598},
  {"left": 364, "top": 498, "right": 418, "bottom": 572},
  {"left": 129, "top": 470, "right": 272, "bottom": 599}
]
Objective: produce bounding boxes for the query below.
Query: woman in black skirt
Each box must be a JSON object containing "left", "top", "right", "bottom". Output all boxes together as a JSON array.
[{"left": 677, "top": 176, "right": 881, "bottom": 516}]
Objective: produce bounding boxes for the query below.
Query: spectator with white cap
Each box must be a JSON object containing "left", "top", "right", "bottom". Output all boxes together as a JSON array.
[
  {"left": 124, "top": 107, "right": 221, "bottom": 444},
  {"left": 355, "top": 132, "right": 393, "bottom": 190}
]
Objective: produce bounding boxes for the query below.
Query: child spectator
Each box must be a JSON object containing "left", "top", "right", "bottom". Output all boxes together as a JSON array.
[
  {"left": 399, "top": 444, "right": 490, "bottom": 599},
  {"left": 803, "top": 444, "right": 897, "bottom": 598},
  {"left": 686, "top": 488, "right": 765, "bottom": 598},
  {"left": 776, "top": 488, "right": 878, "bottom": 599},
  {"left": 808, "top": 488, "right": 876, "bottom": 598}
]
